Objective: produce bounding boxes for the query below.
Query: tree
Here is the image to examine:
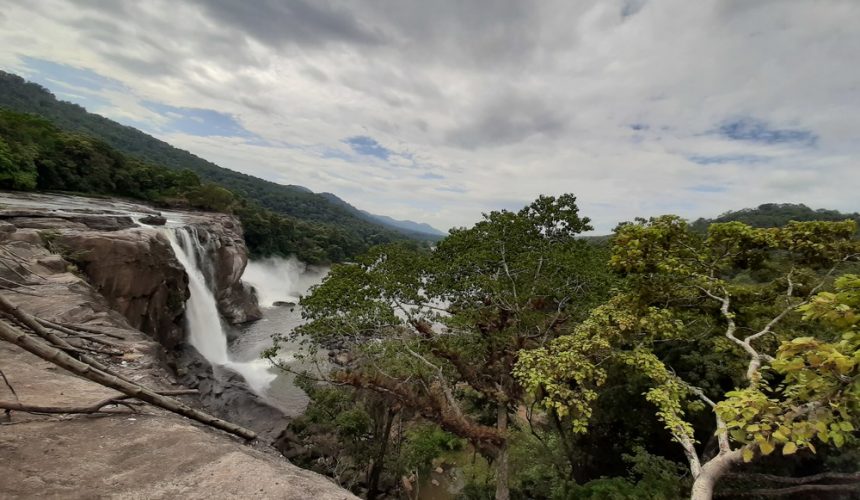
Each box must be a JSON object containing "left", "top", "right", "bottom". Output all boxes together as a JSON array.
[
  {"left": 272, "top": 194, "right": 611, "bottom": 499},
  {"left": 0, "top": 136, "right": 36, "bottom": 190},
  {"left": 516, "top": 216, "right": 859, "bottom": 499}
]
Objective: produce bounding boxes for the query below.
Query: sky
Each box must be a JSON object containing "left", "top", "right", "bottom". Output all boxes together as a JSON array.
[{"left": 0, "top": 0, "right": 858, "bottom": 233}]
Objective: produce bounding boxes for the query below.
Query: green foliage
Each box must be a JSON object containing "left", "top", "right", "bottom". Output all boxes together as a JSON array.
[
  {"left": 716, "top": 275, "right": 860, "bottom": 459},
  {"left": 275, "top": 195, "right": 613, "bottom": 497},
  {"left": 691, "top": 203, "right": 860, "bottom": 234},
  {"left": 401, "top": 424, "right": 464, "bottom": 473},
  {"left": 516, "top": 214, "right": 859, "bottom": 491}
]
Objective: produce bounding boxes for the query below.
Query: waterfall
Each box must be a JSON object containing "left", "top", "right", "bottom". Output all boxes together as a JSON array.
[{"left": 165, "top": 227, "right": 276, "bottom": 394}]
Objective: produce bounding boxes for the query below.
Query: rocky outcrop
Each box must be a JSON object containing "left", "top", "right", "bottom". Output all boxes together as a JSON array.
[
  {"left": 0, "top": 194, "right": 261, "bottom": 348},
  {"left": 56, "top": 229, "right": 189, "bottom": 349},
  {"left": 0, "top": 235, "right": 355, "bottom": 500},
  {"left": 185, "top": 214, "right": 262, "bottom": 324}
]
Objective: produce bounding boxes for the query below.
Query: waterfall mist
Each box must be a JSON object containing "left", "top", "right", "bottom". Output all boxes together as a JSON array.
[
  {"left": 165, "top": 228, "right": 276, "bottom": 394},
  {"left": 242, "top": 256, "right": 328, "bottom": 308}
]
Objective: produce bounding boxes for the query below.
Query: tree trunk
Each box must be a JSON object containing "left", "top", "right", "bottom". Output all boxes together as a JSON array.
[
  {"left": 367, "top": 408, "right": 396, "bottom": 500},
  {"left": 690, "top": 449, "right": 743, "bottom": 500},
  {"left": 495, "top": 405, "right": 510, "bottom": 500}
]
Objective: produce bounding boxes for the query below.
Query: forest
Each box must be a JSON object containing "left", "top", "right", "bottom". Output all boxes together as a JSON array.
[
  {"left": 0, "top": 108, "right": 426, "bottom": 264},
  {"left": 0, "top": 71, "right": 441, "bottom": 243},
  {"left": 267, "top": 195, "right": 860, "bottom": 500}
]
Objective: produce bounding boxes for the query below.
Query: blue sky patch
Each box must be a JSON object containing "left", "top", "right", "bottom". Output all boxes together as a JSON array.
[
  {"left": 718, "top": 117, "right": 817, "bottom": 146},
  {"left": 21, "top": 56, "right": 127, "bottom": 93},
  {"left": 142, "top": 101, "right": 255, "bottom": 138},
  {"left": 419, "top": 172, "right": 444, "bottom": 180},
  {"left": 344, "top": 136, "right": 392, "bottom": 160}
]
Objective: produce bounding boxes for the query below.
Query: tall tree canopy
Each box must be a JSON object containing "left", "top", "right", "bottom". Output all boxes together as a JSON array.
[
  {"left": 273, "top": 194, "right": 613, "bottom": 499},
  {"left": 516, "top": 216, "right": 859, "bottom": 499}
]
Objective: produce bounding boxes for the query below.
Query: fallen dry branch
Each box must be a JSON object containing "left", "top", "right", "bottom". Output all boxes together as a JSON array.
[
  {"left": 0, "top": 295, "right": 133, "bottom": 383},
  {"left": 35, "top": 318, "right": 126, "bottom": 349},
  {"left": 0, "top": 389, "right": 200, "bottom": 416},
  {"left": 0, "top": 397, "right": 139, "bottom": 415},
  {"left": 0, "top": 318, "right": 257, "bottom": 440},
  {"left": 40, "top": 319, "right": 130, "bottom": 341}
]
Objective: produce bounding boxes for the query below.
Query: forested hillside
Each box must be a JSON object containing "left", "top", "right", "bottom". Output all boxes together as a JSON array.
[
  {"left": 691, "top": 203, "right": 860, "bottom": 232},
  {"left": 0, "top": 108, "right": 421, "bottom": 263},
  {"left": 0, "top": 71, "right": 441, "bottom": 241}
]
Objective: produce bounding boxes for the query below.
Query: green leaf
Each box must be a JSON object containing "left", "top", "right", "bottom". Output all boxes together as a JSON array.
[
  {"left": 782, "top": 442, "right": 798, "bottom": 455},
  {"left": 759, "top": 440, "right": 775, "bottom": 456},
  {"left": 742, "top": 448, "right": 754, "bottom": 462}
]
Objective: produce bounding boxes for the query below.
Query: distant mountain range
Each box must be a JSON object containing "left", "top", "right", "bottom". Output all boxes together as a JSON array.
[
  {"left": 0, "top": 71, "right": 444, "bottom": 240},
  {"left": 319, "top": 193, "right": 445, "bottom": 236}
]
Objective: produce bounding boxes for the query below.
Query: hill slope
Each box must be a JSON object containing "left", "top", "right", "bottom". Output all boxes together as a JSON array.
[
  {"left": 319, "top": 192, "right": 444, "bottom": 237},
  {"left": 0, "top": 70, "right": 440, "bottom": 241},
  {"left": 690, "top": 203, "right": 860, "bottom": 232}
]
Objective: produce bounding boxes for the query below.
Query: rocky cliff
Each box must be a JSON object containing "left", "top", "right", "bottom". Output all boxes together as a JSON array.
[
  {"left": 0, "top": 198, "right": 355, "bottom": 498},
  {"left": 0, "top": 195, "right": 261, "bottom": 349},
  {"left": 183, "top": 213, "right": 262, "bottom": 325}
]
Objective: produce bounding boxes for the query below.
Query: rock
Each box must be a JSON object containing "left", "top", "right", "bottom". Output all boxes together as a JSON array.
[
  {"left": 68, "top": 215, "right": 135, "bottom": 231},
  {"left": 56, "top": 229, "right": 189, "bottom": 349},
  {"left": 175, "top": 345, "right": 292, "bottom": 441},
  {"left": 139, "top": 215, "right": 167, "bottom": 226},
  {"left": 186, "top": 215, "right": 262, "bottom": 324},
  {"left": 0, "top": 221, "right": 16, "bottom": 236},
  {"left": 35, "top": 255, "right": 68, "bottom": 273}
]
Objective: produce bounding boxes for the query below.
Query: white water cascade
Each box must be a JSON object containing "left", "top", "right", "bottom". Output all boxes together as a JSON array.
[{"left": 165, "top": 227, "right": 276, "bottom": 394}]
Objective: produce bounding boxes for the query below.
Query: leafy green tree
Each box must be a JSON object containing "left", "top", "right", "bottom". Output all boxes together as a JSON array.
[
  {"left": 517, "top": 216, "right": 859, "bottom": 499},
  {"left": 0, "top": 136, "right": 36, "bottom": 189},
  {"left": 273, "top": 195, "right": 611, "bottom": 500}
]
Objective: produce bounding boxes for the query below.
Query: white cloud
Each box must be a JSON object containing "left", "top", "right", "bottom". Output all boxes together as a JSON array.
[{"left": 0, "top": 0, "right": 858, "bottom": 232}]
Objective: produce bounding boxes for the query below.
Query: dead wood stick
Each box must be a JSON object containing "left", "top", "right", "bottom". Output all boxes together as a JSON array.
[
  {"left": 0, "top": 319, "right": 257, "bottom": 440},
  {"left": 0, "top": 284, "right": 42, "bottom": 297},
  {"left": 0, "top": 249, "right": 49, "bottom": 281},
  {"left": 0, "top": 275, "right": 39, "bottom": 291},
  {"left": 0, "top": 389, "right": 200, "bottom": 415},
  {"left": 0, "top": 257, "right": 32, "bottom": 282},
  {"left": 0, "top": 397, "right": 138, "bottom": 415},
  {"left": 0, "top": 295, "right": 131, "bottom": 381},
  {"left": 39, "top": 319, "right": 130, "bottom": 340},
  {"left": 35, "top": 318, "right": 126, "bottom": 349}
]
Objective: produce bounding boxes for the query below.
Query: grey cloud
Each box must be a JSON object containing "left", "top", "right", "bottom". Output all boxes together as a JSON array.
[
  {"left": 446, "top": 93, "right": 567, "bottom": 149},
  {"left": 188, "top": 0, "right": 383, "bottom": 48}
]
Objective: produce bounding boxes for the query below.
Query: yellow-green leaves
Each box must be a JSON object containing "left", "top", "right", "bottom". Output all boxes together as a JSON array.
[{"left": 782, "top": 442, "right": 797, "bottom": 455}]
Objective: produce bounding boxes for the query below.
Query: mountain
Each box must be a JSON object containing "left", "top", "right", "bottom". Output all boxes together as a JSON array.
[
  {"left": 0, "top": 70, "right": 439, "bottom": 241},
  {"left": 690, "top": 203, "right": 860, "bottom": 233},
  {"left": 319, "top": 192, "right": 444, "bottom": 238},
  {"left": 366, "top": 213, "right": 445, "bottom": 237}
]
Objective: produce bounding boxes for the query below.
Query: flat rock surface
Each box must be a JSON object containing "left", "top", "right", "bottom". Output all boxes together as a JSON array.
[{"left": 0, "top": 342, "right": 356, "bottom": 499}]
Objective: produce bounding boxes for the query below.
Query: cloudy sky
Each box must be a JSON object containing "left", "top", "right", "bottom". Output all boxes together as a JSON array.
[{"left": 1, "top": 0, "right": 857, "bottom": 232}]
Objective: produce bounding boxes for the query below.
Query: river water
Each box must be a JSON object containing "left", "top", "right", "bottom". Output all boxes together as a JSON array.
[{"left": 230, "top": 257, "right": 329, "bottom": 415}]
